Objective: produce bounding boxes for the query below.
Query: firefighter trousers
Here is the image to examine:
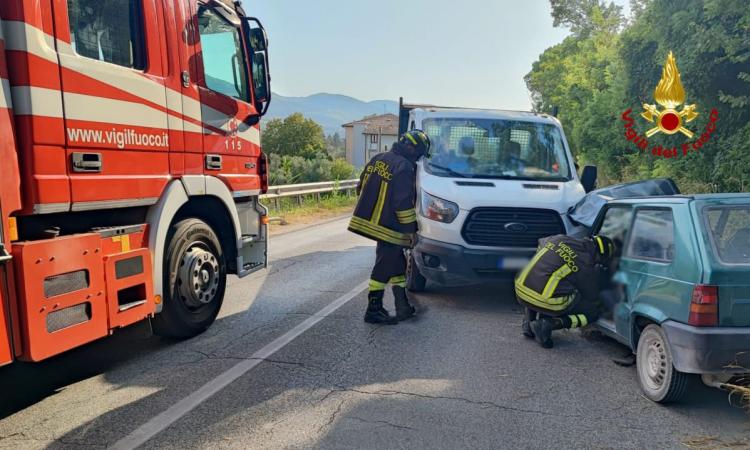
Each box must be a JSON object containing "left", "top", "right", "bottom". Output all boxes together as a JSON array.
[
  {"left": 369, "top": 242, "right": 407, "bottom": 292},
  {"left": 522, "top": 291, "right": 601, "bottom": 329}
]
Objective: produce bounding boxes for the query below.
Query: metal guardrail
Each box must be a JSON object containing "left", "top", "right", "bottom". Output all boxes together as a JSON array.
[
  {"left": 260, "top": 179, "right": 358, "bottom": 201},
  {"left": 260, "top": 180, "right": 359, "bottom": 218}
]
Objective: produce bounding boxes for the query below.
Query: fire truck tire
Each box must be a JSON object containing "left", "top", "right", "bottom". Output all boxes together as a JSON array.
[{"left": 152, "top": 218, "right": 227, "bottom": 338}]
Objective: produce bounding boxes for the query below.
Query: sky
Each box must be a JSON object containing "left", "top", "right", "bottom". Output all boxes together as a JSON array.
[{"left": 242, "top": 1, "right": 627, "bottom": 110}]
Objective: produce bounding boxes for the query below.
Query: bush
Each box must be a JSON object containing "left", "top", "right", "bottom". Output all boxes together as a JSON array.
[
  {"left": 331, "top": 158, "right": 357, "bottom": 181},
  {"left": 268, "top": 154, "right": 356, "bottom": 185}
]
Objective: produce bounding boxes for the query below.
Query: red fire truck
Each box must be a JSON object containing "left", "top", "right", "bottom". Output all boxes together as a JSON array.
[{"left": 0, "top": 0, "right": 271, "bottom": 364}]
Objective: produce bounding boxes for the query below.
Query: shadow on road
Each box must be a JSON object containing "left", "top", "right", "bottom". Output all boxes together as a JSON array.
[
  {"left": 0, "top": 246, "right": 370, "bottom": 420},
  {"left": 1, "top": 260, "right": 748, "bottom": 448}
]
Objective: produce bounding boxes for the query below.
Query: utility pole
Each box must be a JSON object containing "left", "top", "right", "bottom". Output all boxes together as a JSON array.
[{"left": 378, "top": 126, "right": 382, "bottom": 154}]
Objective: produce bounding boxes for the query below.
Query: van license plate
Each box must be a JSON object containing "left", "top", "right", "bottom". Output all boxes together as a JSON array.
[{"left": 498, "top": 257, "right": 529, "bottom": 270}]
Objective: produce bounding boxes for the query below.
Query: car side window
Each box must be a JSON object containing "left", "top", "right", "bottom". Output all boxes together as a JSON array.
[
  {"left": 704, "top": 206, "right": 750, "bottom": 264},
  {"left": 197, "top": 6, "right": 250, "bottom": 102},
  {"left": 596, "top": 206, "right": 633, "bottom": 252},
  {"left": 626, "top": 209, "right": 675, "bottom": 262},
  {"left": 67, "top": 0, "right": 146, "bottom": 70}
]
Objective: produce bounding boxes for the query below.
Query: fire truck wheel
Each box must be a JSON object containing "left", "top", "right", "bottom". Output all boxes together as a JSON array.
[{"left": 153, "top": 218, "right": 227, "bottom": 338}]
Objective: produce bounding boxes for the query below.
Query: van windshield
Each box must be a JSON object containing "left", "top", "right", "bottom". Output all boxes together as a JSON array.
[{"left": 422, "top": 118, "right": 571, "bottom": 181}]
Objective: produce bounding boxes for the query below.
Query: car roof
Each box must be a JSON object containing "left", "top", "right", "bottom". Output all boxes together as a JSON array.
[
  {"left": 691, "top": 193, "right": 750, "bottom": 200},
  {"left": 609, "top": 193, "right": 750, "bottom": 205}
]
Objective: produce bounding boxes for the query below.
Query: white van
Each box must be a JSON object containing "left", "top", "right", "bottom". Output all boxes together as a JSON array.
[{"left": 398, "top": 101, "right": 598, "bottom": 290}]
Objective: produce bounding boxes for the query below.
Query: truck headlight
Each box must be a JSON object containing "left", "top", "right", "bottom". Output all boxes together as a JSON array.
[{"left": 420, "top": 190, "right": 459, "bottom": 223}]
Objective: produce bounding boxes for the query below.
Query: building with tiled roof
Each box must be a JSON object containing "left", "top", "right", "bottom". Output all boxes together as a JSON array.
[{"left": 342, "top": 114, "right": 398, "bottom": 168}]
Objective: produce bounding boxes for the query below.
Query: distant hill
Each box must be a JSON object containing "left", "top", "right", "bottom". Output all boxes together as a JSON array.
[{"left": 263, "top": 92, "right": 398, "bottom": 136}]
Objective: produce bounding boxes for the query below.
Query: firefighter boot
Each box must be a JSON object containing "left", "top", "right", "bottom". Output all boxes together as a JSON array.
[
  {"left": 364, "top": 291, "right": 398, "bottom": 325},
  {"left": 522, "top": 308, "right": 537, "bottom": 339},
  {"left": 392, "top": 286, "right": 416, "bottom": 321},
  {"left": 530, "top": 317, "right": 565, "bottom": 349}
]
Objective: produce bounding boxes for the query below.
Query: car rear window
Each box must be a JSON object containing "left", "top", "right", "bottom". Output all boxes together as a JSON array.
[{"left": 704, "top": 206, "right": 750, "bottom": 264}]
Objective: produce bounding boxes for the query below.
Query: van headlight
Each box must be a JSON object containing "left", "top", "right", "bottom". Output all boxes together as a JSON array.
[{"left": 420, "top": 190, "right": 459, "bottom": 223}]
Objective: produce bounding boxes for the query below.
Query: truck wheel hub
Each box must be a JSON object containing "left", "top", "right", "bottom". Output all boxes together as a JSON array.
[{"left": 178, "top": 246, "right": 220, "bottom": 308}]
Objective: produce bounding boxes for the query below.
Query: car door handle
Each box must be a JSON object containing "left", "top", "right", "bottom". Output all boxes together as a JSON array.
[
  {"left": 206, "top": 154, "right": 222, "bottom": 171},
  {"left": 72, "top": 152, "right": 102, "bottom": 173}
]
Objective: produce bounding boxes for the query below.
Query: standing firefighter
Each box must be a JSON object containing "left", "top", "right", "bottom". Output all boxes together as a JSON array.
[
  {"left": 349, "top": 130, "right": 431, "bottom": 324},
  {"left": 515, "top": 234, "right": 615, "bottom": 348}
]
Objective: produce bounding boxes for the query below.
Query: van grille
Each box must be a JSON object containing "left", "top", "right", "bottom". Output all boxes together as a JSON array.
[{"left": 462, "top": 208, "right": 564, "bottom": 248}]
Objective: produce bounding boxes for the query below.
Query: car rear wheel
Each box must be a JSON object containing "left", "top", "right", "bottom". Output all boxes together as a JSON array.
[
  {"left": 636, "top": 324, "right": 689, "bottom": 403},
  {"left": 153, "top": 218, "right": 226, "bottom": 338},
  {"left": 406, "top": 249, "right": 427, "bottom": 292}
]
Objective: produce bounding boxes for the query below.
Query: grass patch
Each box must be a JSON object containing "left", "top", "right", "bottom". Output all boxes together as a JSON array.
[{"left": 264, "top": 191, "right": 357, "bottom": 233}]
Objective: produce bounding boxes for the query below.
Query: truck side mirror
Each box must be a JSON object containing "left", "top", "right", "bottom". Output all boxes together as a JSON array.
[
  {"left": 581, "top": 165, "right": 598, "bottom": 193},
  {"left": 243, "top": 17, "right": 272, "bottom": 119},
  {"left": 249, "top": 27, "right": 268, "bottom": 52},
  {"left": 251, "top": 52, "right": 270, "bottom": 103}
]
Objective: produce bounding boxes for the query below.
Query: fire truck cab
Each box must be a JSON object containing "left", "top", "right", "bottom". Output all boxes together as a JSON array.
[{"left": 0, "top": 0, "right": 271, "bottom": 364}]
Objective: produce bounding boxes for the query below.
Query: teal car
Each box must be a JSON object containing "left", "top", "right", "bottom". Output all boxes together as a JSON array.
[{"left": 590, "top": 194, "right": 750, "bottom": 403}]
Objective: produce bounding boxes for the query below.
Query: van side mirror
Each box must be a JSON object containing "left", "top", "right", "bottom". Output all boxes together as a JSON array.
[{"left": 581, "top": 165, "right": 598, "bottom": 193}]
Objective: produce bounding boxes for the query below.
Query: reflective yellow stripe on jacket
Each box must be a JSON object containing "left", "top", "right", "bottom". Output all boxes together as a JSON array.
[
  {"left": 349, "top": 216, "right": 412, "bottom": 247},
  {"left": 514, "top": 247, "right": 576, "bottom": 312},
  {"left": 371, "top": 181, "right": 388, "bottom": 225},
  {"left": 396, "top": 208, "right": 417, "bottom": 224}
]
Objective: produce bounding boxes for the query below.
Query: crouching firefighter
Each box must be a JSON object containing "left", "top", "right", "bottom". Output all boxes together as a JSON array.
[
  {"left": 348, "top": 130, "right": 431, "bottom": 324},
  {"left": 514, "top": 234, "right": 615, "bottom": 348}
]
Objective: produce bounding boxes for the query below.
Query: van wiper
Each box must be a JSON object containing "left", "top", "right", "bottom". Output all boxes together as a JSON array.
[
  {"left": 484, "top": 175, "right": 570, "bottom": 182},
  {"left": 426, "top": 162, "right": 470, "bottom": 178}
]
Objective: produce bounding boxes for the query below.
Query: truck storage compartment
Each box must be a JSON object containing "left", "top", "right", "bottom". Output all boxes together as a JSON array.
[
  {"left": 103, "top": 248, "right": 154, "bottom": 329},
  {"left": 11, "top": 225, "right": 155, "bottom": 361},
  {"left": 98, "top": 225, "right": 155, "bottom": 329},
  {"left": 12, "top": 233, "right": 108, "bottom": 361}
]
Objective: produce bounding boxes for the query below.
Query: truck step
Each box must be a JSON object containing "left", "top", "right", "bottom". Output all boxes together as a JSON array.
[
  {"left": 241, "top": 234, "right": 259, "bottom": 245},
  {"left": 92, "top": 224, "right": 146, "bottom": 238},
  {"left": 119, "top": 300, "right": 148, "bottom": 312}
]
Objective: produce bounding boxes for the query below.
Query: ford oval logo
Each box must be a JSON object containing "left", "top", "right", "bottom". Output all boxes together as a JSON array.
[{"left": 505, "top": 222, "right": 528, "bottom": 233}]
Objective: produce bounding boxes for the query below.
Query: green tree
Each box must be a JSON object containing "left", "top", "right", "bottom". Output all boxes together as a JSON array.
[
  {"left": 262, "top": 113, "right": 326, "bottom": 159},
  {"left": 550, "top": 0, "right": 623, "bottom": 36},
  {"left": 325, "top": 132, "right": 346, "bottom": 159},
  {"left": 527, "top": 0, "right": 750, "bottom": 192}
]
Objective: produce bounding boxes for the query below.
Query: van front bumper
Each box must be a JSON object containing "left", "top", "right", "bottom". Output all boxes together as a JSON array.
[
  {"left": 662, "top": 320, "right": 750, "bottom": 374},
  {"left": 413, "top": 236, "right": 535, "bottom": 286}
]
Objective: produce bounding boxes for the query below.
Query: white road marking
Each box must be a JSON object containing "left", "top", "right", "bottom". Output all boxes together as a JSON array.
[{"left": 110, "top": 281, "right": 369, "bottom": 450}]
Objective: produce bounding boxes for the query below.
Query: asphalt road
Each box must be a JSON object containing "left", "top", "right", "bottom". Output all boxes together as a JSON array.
[{"left": 1, "top": 217, "right": 749, "bottom": 449}]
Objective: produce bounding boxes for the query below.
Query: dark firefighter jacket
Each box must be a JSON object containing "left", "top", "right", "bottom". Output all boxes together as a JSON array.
[
  {"left": 514, "top": 234, "right": 602, "bottom": 313},
  {"left": 348, "top": 149, "right": 418, "bottom": 247}
]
